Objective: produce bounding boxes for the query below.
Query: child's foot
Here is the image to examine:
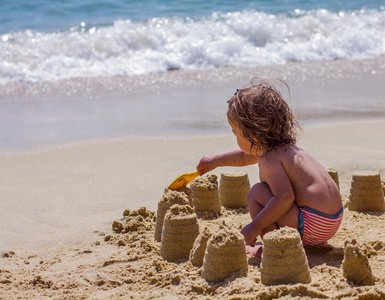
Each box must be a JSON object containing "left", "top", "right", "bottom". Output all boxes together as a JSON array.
[{"left": 246, "top": 245, "right": 263, "bottom": 258}]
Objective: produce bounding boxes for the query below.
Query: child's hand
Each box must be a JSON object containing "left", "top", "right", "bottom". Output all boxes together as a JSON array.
[
  {"left": 196, "top": 154, "right": 217, "bottom": 176},
  {"left": 241, "top": 222, "right": 262, "bottom": 246}
]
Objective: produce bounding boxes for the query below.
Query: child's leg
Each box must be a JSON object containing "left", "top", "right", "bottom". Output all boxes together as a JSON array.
[
  {"left": 246, "top": 182, "right": 300, "bottom": 236},
  {"left": 244, "top": 182, "right": 300, "bottom": 258},
  {"left": 246, "top": 182, "right": 278, "bottom": 235}
]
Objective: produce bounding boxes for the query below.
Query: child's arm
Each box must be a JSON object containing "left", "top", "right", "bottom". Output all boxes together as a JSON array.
[{"left": 197, "top": 149, "right": 258, "bottom": 175}]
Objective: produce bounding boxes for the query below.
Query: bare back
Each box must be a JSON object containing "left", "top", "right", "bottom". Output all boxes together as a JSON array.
[{"left": 258, "top": 145, "right": 342, "bottom": 215}]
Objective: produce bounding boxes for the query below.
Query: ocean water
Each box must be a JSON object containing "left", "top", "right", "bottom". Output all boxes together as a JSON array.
[
  {"left": 1, "top": 0, "right": 385, "bottom": 151},
  {"left": 1, "top": 0, "right": 384, "bottom": 83}
]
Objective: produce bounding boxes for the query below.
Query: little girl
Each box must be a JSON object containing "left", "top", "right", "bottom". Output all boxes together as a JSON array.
[{"left": 197, "top": 79, "right": 343, "bottom": 256}]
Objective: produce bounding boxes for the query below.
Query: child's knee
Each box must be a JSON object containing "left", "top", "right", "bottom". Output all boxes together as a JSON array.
[
  {"left": 246, "top": 192, "right": 255, "bottom": 207},
  {"left": 247, "top": 182, "right": 273, "bottom": 205}
]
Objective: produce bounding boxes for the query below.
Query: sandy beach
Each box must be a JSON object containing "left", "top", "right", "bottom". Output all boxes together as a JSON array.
[
  {"left": 1, "top": 119, "right": 385, "bottom": 299},
  {"left": 2, "top": 0, "right": 385, "bottom": 297}
]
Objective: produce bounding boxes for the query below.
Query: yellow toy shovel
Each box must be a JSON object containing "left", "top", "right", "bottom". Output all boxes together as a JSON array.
[{"left": 167, "top": 171, "right": 200, "bottom": 190}]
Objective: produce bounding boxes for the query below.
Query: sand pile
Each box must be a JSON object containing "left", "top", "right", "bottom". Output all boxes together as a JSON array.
[
  {"left": 348, "top": 171, "right": 385, "bottom": 212},
  {"left": 343, "top": 239, "right": 375, "bottom": 286},
  {"left": 160, "top": 204, "right": 200, "bottom": 262},
  {"left": 260, "top": 227, "right": 311, "bottom": 285},
  {"left": 327, "top": 168, "right": 340, "bottom": 189},
  {"left": 104, "top": 207, "right": 157, "bottom": 251},
  {"left": 201, "top": 223, "right": 248, "bottom": 282},
  {"left": 190, "top": 174, "right": 221, "bottom": 213},
  {"left": 189, "top": 227, "right": 211, "bottom": 267},
  {"left": 111, "top": 207, "right": 155, "bottom": 234},
  {"left": 2, "top": 205, "right": 385, "bottom": 299},
  {"left": 154, "top": 188, "right": 192, "bottom": 242},
  {"left": 219, "top": 172, "right": 250, "bottom": 208}
]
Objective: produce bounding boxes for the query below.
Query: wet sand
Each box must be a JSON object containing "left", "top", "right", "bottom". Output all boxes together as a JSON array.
[{"left": 1, "top": 57, "right": 385, "bottom": 151}]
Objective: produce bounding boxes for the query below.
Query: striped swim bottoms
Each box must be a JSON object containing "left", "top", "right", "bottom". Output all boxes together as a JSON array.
[{"left": 298, "top": 206, "right": 344, "bottom": 246}]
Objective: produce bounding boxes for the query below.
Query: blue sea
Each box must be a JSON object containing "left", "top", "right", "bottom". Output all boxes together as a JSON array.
[
  {"left": 1, "top": 0, "right": 385, "bottom": 150},
  {"left": 1, "top": 0, "right": 384, "bottom": 83}
]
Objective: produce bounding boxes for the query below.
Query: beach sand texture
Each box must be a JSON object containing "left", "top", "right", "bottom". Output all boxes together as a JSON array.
[
  {"left": 154, "top": 188, "right": 191, "bottom": 242},
  {"left": 160, "top": 204, "right": 200, "bottom": 262},
  {"left": 328, "top": 168, "right": 340, "bottom": 190},
  {"left": 343, "top": 239, "right": 376, "bottom": 286},
  {"left": 2, "top": 201, "right": 385, "bottom": 299},
  {"left": 219, "top": 172, "right": 250, "bottom": 208},
  {"left": 260, "top": 227, "right": 311, "bottom": 285},
  {"left": 348, "top": 171, "right": 385, "bottom": 212},
  {"left": 1, "top": 2, "right": 385, "bottom": 295},
  {"left": 190, "top": 174, "right": 221, "bottom": 213},
  {"left": 383, "top": 179, "right": 385, "bottom": 195},
  {"left": 201, "top": 223, "right": 248, "bottom": 282},
  {"left": 189, "top": 227, "right": 212, "bottom": 267},
  {"left": 1, "top": 120, "right": 385, "bottom": 298}
]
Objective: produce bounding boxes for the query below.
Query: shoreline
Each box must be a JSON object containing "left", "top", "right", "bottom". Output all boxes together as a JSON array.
[
  {"left": 1, "top": 57, "right": 385, "bottom": 152},
  {"left": 0, "top": 117, "right": 384, "bottom": 155},
  {"left": 2, "top": 56, "right": 385, "bottom": 101}
]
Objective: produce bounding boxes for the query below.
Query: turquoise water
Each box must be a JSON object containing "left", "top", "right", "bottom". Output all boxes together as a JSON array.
[{"left": 1, "top": 0, "right": 384, "bottom": 33}]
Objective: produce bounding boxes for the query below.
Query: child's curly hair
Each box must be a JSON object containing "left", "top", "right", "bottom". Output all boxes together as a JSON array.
[{"left": 227, "top": 78, "right": 301, "bottom": 155}]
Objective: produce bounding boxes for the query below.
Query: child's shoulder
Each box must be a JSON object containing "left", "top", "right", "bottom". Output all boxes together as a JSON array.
[
  {"left": 260, "top": 146, "right": 290, "bottom": 164},
  {"left": 260, "top": 145, "right": 305, "bottom": 166},
  {"left": 263, "top": 144, "right": 300, "bottom": 159}
]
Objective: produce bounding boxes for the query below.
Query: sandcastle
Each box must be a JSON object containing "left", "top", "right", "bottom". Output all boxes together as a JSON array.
[
  {"left": 219, "top": 172, "right": 250, "bottom": 208},
  {"left": 154, "top": 188, "right": 192, "bottom": 242},
  {"left": 327, "top": 168, "right": 340, "bottom": 190},
  {"left": 189, "top": 227, "right": 211, "bottom": 267},
  {"left": 343, "top": 239, "right": 375, "bottom": 286},
  {"left": 190, "top": 174, "right": 221, "bottom": 213},
  {"left": 260, "top": 227, "right": 311, "bottom": 285},
  {"left": 201, "top": 223, "right": 248, "bottom": 282},
  {"left": 348, "top": 171, "right": 385, "bottom": 212},
  {"left": 160, "top": 204, "right": 200, "bottom": 262}
]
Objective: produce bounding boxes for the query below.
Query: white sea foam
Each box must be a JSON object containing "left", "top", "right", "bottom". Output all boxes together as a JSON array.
[{"left": 0, "top": 8, "right": 384, "bottom": 84}]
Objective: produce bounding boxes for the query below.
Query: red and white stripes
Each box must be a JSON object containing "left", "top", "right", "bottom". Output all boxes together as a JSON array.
[{"left": 300, "top": 207, "right": 343, "bottom": 246}]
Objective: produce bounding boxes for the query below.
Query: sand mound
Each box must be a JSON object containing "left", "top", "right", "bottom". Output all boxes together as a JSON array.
[
  {"left": 112, "top": 207, "right": 155, "bottom": 234},
  {"left": 154, "top": 188, "right": 191, "bottom": 242},
  {"left": 201, "top": 222, "right": 248, "bottom": 282},
  {"left": 190, "top": 174, "right": 221, "bottom": 213},
  {"left": 261, "top": 227, "right": 311, "bottom": 285},
  {"left": 343, "top": 239, "right": 375, "bottom": 286},
  {"left": 327, "top": 168, "right": 340, "bottom": 190},
  {"left": 189, "top": 227, "right": 211, "bottom": 267},
  {"left": 160, "top": 204, "right": 200, "bottom": 262},
  {"left": 382, "top": 178, "right": 385, "bottom": 195},
  {"left": 219, "top": 172, "right": 250, "bottom": 208},
  {"left": 2, "top": 206, "right": 385, "bottom": 299},
  {"left": 348, "top": 171, "right": 385, "bottom": 212}
]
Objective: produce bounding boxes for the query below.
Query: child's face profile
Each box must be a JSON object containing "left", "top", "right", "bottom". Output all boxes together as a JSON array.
[{"left": 228, "top": 118, "right": 254, "bottom": 155}]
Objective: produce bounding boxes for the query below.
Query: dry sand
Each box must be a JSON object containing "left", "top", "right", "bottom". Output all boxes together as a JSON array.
[{"left": 1, "top": 120, "right": 385, "bottom": 299}]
